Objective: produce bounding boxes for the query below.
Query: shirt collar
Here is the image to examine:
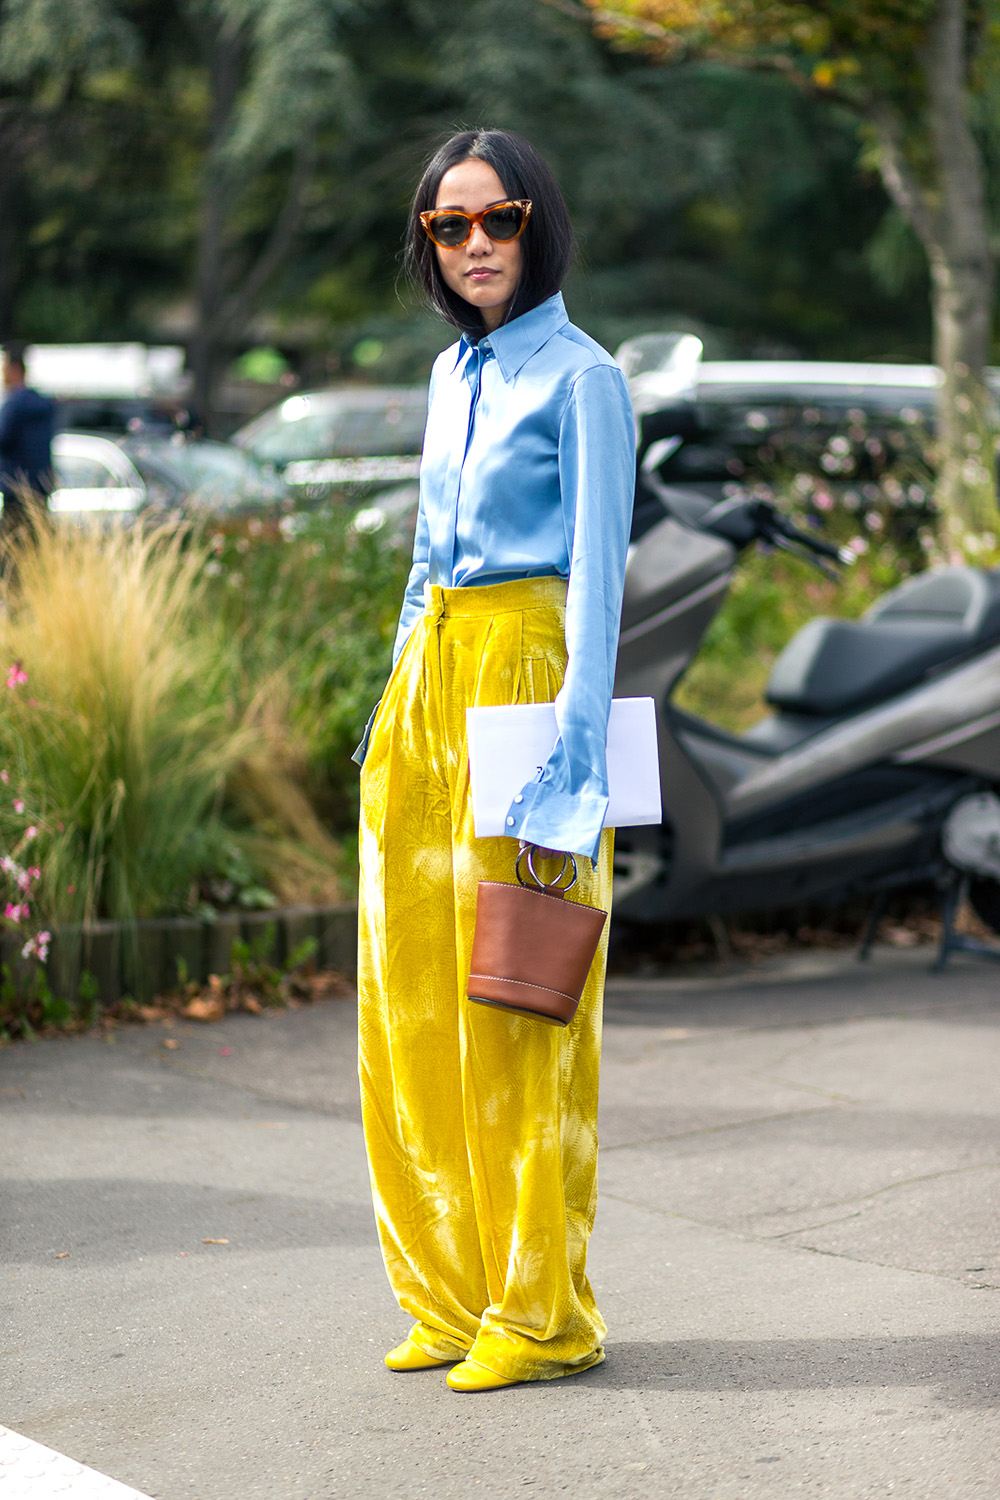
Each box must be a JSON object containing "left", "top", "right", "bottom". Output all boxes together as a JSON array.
[{"left": 449, "top": 292, "right": 568, "bottom": 381}]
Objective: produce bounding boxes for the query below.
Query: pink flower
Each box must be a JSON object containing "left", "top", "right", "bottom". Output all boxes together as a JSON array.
[
  {"left": 67, "top": 884, "right": 76, "bottom": 895},
  {"left": 27, "top": 866, "right": 40, "bottom": 880},
  {"left": 23, "top": 825, "right": 37, "bottom": 842},
  {"left": 12, "top": 799, "right": 24, "bottom": 814},
  {"left": 6, "top": 663, "right": 27, "bottom": 689},
  {"left": 0, "top": 770, "right": 8, "bottom": 784},
  {"left": 21, "top": 930, "right": 50, "bottom": 963},
  {"left": 5, "top": 902, "right": 27, "bottom": 923}
]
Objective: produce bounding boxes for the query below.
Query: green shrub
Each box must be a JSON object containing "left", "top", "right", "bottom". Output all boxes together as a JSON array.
[
  {"left": 199, "top": 503, "right": 410, "bottom": 833},
  {"left": 0, "top": 520, "right": 343, "bottom": 929}
]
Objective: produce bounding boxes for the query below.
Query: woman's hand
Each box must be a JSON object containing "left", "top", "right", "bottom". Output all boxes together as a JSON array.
[{"left": 518, "top": 840, "right": 568, "bottom": 861}]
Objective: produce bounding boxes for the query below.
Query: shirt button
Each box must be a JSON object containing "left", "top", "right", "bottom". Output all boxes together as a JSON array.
[
  {"left": 514, "top": 795, "right": 523, "bottom": 803},
  {"left": 506, "top": 816, "right": 515, "bottom": 827}
]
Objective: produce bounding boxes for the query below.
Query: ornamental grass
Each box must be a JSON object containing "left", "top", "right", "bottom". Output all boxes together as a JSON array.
[{"left": 0, "top": 519, "right": 339, "bottom": 933}]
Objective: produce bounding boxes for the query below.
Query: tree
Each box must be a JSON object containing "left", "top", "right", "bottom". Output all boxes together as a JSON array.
[
  {"left": 0, "top": 0, "right": 364, "bottom": 426},
  {"left": 556, "top": 0, "right": 999, "bottom": 537},
  {"left": 0, "top": 0, "right": 942, "bottom": 421},
  {"left": 178, "top": 0, "right": 363, "bottom": 425}
]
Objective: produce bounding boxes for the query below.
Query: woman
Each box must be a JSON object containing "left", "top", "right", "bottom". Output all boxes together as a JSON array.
[{"left": 355, "top": 129, "right": 635, "bottom": 1392}]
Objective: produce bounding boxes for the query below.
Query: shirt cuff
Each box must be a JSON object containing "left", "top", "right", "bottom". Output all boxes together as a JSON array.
[{"left": 503, "top": 781, "right": 609, "bottom": 864}]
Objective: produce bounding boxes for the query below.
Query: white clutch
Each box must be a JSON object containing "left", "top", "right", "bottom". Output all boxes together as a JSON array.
[{"left": 466, "top": 697, "right": 661, "bottom": 838}]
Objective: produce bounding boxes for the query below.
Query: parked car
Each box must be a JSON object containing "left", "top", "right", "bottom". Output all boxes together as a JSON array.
[
  {"left": 45, "top": 432, "right": 287, "bottom": 523},
  {"left": 48, "top": 433, "right": 146, "bottom": 520},
  {"left": 54, "top": 397, "right": 181, "bottom": 437},
  {"left": 350, "top": 483, "right": 421, "bottom": 548},
  {"left": 618, "top": 334, "right": 958, "bottom": 541},
  {"left": 231, "top": 386, "right": 428, "bottom": 492},
  {"left": 118, "top": 435, "right": 289, "bottom": 512}
]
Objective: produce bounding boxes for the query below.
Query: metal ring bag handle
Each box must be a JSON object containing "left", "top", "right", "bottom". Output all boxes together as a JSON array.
[{"left": 515, "top": 844, "right": 578, "bottom": 892}]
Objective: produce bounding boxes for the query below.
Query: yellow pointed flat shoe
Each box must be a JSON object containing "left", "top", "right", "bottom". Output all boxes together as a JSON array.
[
  {"left": 446, "top": 1360, "right": 519, "bottom": 1392},
  {"left": 384, "top": 1338, "right": 455, "bottom": 1371}
]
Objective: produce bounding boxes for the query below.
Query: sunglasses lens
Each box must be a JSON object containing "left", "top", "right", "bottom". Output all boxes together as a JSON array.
[
  {"left": 482, "top": 204, "right": 525, "bottom": 241},
  {"left": 427, "top": 213, "right": 470, "bottom": 247}
]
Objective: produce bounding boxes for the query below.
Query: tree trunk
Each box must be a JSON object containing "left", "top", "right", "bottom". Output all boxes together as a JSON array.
[
  {"left": 0, "top": 110, "right": 26, "bottom": 333},
  {"left": 190, "top": 24, "right": 243, "bottom": 435},
  {"left": 927, "top": 247, "right": 997, "bottom": 540},
  {"left": 922, "top": 0, "right": 997, "bottom": 541},
  {"left": 869, "top": 0, "right": 996, "bottom": 543}
]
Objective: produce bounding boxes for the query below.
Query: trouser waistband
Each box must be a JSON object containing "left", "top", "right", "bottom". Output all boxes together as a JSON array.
[{"left": 422, "top": 576, "right": 567, "bottom": 620}]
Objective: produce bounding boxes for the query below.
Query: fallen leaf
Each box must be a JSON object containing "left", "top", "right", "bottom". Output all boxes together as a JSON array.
[
  {"left": 182, "top": 995, "right": 225, "bottom": 1023},
  {"left": 136, "top": 1005, "right": 167, "bottom": 1023},
  {"left": 202, "top": 1238, "right": 230, "bottom": 1245},
  {"left": 162, "top": 1038, "right": 181, "bottom": 1050},
  {"left": 218, "top": 1046, "right": 232, "bottom": 1056},
  {"left": 53, "top": 1252, "right": 69, "bottom": 1259},
  {"left": 241, "top": 995, "right": 263, "bottom": 1015}
]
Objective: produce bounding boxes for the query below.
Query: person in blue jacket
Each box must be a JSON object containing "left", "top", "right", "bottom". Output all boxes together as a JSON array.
[
  {"left": 355, "top": 129, "right": 636, "bottom": 1394},
  {"left": 0, "top": 342, "right": 54, "bottom": 532}
]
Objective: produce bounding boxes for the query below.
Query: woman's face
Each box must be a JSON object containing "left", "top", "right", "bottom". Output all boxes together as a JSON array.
[{"left": 432, "top": 159, "right": 523, "bottom": 333}]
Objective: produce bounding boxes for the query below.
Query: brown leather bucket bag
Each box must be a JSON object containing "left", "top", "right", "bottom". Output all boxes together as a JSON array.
[{"left": 467, "top": 847, "right": 608, "bottom": 1026}]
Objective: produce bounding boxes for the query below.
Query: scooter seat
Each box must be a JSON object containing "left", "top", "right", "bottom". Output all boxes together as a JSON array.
[{"left": 766, "top": 566, "right": 1000, "bottom": 717}]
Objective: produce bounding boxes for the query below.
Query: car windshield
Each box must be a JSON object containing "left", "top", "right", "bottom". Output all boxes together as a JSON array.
[
  {"left": 237, "top": 390, "right": 427, "bottom": 465},
  {"left": 122, "top": 438, "right": 286, "bottom": 508}
]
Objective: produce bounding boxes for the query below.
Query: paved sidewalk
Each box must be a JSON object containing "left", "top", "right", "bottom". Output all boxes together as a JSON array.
[{"left": 3, "top": 945, "right": 1000, "bottom": 1500}]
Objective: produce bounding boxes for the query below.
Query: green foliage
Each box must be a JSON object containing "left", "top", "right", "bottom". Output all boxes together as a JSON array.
[
  {"left": 673, "top": 390, "right": 1000, "bottom": 733},
  {"left": 199, "top": 504, "right": 410, "bottom": 830},
  {"left": 225, "top": 924, "right": 319, "bottom": 1006},
  {"left": 0, "top": 519, "right": 347, "bottom": 930},
  {"left": 0, "top": 0, "right": 937, "bottom": 376},
  {"left": 0, "top": 956, "right": 102, "bottom": 1041},
  {"left": 675, "top": 548, "right": 898, "bottom": 731},
  {"left": 0, "top": 524, "right": 249, "bottom": 926}
]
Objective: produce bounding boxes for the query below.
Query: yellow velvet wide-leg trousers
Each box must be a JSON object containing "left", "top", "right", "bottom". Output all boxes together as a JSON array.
[{"left": 357, "top": 576, "right": 613, "bottom": 1382}]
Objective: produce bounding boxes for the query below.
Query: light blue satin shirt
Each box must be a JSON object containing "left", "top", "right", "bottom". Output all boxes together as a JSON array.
[{"left": 387, "top": 291, "right": 636, "bottom": 860}]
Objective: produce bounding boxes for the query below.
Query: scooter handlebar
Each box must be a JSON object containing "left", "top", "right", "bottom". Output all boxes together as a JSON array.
[
  {"left": 763, "top": 509, "right": 845, "bottom": 563},
  {"left": 699, "top": 498, "right": 849, "bottom": 573}
]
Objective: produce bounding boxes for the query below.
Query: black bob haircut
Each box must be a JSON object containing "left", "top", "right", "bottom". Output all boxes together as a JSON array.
[{"left": 404, "top": 129, "right": 574, "bottom": 339}]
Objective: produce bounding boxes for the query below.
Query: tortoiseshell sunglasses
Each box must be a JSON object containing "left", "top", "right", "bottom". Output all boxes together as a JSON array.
[{"left": 419, "top": 199, "right": 532, "bottom": 250}]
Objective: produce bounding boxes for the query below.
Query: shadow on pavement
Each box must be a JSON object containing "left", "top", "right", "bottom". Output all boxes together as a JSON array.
[{"left": 578, "top": 1335, "right": 1000, "bottom": 1410}]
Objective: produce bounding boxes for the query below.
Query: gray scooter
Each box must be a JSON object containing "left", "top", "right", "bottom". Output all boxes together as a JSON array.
[{"left": 612, "top": 460, "right": 1000, "bottom": 962}]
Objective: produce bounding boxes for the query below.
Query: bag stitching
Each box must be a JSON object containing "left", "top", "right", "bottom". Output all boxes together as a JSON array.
[
  {"left": 476, "top": 880, "right": 606, "bottom": 915},
  {"left": 469, "top": 973, "right": 576, "bottom": 1002}
]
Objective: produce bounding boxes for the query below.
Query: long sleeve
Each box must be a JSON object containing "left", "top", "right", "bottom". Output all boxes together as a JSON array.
[
  {"left": 503, "top": 363, "right": 635, "bottom": 862},
  {"left": 391, "top": 487, "right": 431, "bottom": 666}
]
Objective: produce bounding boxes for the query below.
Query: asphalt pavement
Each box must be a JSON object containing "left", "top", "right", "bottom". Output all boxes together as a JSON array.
[{"left": 3, "top": 943, "right": 1000, "bottom": 1500}]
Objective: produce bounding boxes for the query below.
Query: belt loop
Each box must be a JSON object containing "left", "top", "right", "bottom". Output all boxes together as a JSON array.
[{"left": 424, "top": 582, "right": 446, "bottom": 625}]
